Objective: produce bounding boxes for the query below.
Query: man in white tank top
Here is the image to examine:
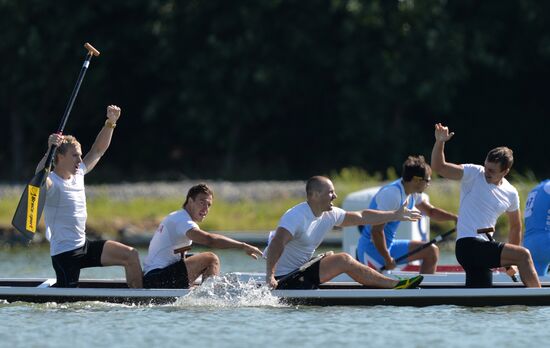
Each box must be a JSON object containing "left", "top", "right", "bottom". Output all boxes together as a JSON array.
[
  {"left": 265, "top": 176, "right": 425, "bottom": 290},
  {"left": 143, "top": 184, "right": 263, "bottom": 288},
  {"left": 431, "top": 123, "right": 540, "bottom": 288},
  {"left": 38, "top": 105, "right": 142, "bottom": 288}
]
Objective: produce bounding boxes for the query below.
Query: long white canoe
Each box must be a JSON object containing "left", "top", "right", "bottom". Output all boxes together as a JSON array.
[{"left": 3, "top": 278, "right": 550, "bottom": 306}]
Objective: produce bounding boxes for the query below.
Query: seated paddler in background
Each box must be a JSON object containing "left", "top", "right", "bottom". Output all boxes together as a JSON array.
[{"left": 356, "top": 155, "right": 458, "bottom": 273}]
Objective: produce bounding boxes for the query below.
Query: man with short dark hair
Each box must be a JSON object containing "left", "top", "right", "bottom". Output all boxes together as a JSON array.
[
  {"left": 431, "top": 123, "right": 540, "bottom": 288},
  {"left": 143, "top": 183, "right": 263, "bottom": 288},
  {"left": 356, "top": 155, "right": 458, "bottom": 273},
  {"left": 266, "top": 176, "right": 425, "bottom": 290}
]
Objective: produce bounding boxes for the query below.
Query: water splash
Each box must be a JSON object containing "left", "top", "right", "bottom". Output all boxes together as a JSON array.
[{"left": 173, "top": 273, "right": 285, "bottom": 308}]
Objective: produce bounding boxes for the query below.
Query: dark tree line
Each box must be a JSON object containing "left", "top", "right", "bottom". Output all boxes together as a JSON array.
[{"left": 1, "top": 0, "right": 549, "bottom": 183}]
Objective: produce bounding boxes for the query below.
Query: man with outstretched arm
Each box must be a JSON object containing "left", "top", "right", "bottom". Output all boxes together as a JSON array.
[
  {"left": 143, "top": 183, "right": 263, "bottom": 288},
  {"left": 39, "top": 105, "right": 143, "bottom": 288},
  {"left": 431, "top": 123, "right": 540, "bottom": 288},
  {"left": 266, "top": 176, "right": 424, "bottom": 290},
  {"left": 357, "top": 155, "right": 457, "bottom": 273}
]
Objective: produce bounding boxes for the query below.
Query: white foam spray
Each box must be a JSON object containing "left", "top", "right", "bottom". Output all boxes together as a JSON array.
[{"left": 172, "top": 273, "right": 285, "bottom": 308}]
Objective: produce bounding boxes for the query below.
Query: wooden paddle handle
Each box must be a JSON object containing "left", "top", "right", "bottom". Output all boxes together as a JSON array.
[
  {"left": 477, "top": 227, "right": 495, "bottom": 234},
  {"left": 173, "top": 245, "right": 192, "bottom": 255},
  {"left": 84, "top": 43, "right": 100, "bottom": 56}
]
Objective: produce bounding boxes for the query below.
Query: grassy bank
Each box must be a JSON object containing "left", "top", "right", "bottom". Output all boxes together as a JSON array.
[{"left": 0, "top": 169, "right": 541, "bottom": 239}]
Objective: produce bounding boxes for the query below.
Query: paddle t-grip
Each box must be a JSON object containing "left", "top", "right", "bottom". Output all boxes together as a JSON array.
[{"left": 84, "top": 43, "right": 100, "bottom": 56}]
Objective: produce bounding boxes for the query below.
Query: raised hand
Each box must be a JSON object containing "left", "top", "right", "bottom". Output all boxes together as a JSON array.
[
  {"left": 434, "top": 123, "right": 455, "bottom": 142},
  {"left": 106, "top": 105, "right": 121, "bottom": 122},
  {"left": 48, "top": 133, "right": 63, "bottom": 148}
]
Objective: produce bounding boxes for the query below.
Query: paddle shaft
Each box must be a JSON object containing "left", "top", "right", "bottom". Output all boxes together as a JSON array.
[
  {"left": 477, "top": 228, "right": 519, "bottom": 283},
  {"left": 380, "top": 228, "right": 456, "bottom": 271},
  {"left": 11, "top": 43, "right": 100, "bottom": 239},
  {"left": 43, "top": 43, "right": 100, "bottom": 174}
]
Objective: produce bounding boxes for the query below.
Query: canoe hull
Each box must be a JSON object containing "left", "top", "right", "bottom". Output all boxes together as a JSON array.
[{"left": 3, "top": 278, "right": 550, "bottom": 307}]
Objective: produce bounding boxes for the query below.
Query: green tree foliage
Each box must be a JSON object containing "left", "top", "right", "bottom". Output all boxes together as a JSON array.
[{"left": 1, "top": 0, "right": 548, "bottom": 182}]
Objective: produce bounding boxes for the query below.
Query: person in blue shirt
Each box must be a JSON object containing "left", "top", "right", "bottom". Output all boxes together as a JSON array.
[
  {"left": 523, "top": 180, "right": 550, "bottom": 276},
  {"left": 356, "top": 155, "right": 457, "bottom": 273}
]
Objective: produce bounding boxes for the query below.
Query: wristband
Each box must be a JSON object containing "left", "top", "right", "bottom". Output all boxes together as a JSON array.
[{"left": 104, "top": 119, "right": 117, "bottom": 129}]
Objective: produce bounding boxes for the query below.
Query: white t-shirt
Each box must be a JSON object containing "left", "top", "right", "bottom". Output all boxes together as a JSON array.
[
  {"left": 269, "top": 202, "right": 346, "bottom": 276},
  {"left": 44, "top": 163, "right": 88, "bottom": 256},
  {"left": 457, "top": 164, "right": 520, "bottom": 240},
  {"left": 374, "top": 180, "right": 423, "bottom": 211},
  {"left": 143, "top": 209, "right": 198, "bottom": 274}
]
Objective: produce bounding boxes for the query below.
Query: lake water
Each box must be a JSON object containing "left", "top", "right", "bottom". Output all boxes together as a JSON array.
[{"left": 1, "top": 246, "right": 549, "bottom": 348}]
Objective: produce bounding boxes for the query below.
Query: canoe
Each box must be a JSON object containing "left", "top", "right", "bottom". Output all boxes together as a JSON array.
[{"left": 3, "top": 277, "right": 550, "bottom": 307}]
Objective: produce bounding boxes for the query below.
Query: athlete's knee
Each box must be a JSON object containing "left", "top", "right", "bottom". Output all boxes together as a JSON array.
[
  {"left": 518, "top": 247, "right": 533, "bottom": 263},
  {"left": 124, "top": 247, "right": 141, "bottom": 267},
  {"left": 427, "top": 244, "right": 439, "bottom": 260},
  {"left": 508, "top": 246, "right": 533, "bottom": 265},
  {"left": 203, "top": 252, "right": 220, "bottom": 267},
  {"left": 335, "top": 253, "right": 356, "bottom": 267}
]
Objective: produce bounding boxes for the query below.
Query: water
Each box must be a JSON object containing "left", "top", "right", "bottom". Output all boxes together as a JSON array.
[{"left": 1, "top": 246, "right": 550, "bottom": 347}]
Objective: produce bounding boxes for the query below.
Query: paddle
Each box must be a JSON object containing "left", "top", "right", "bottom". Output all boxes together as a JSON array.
[
  {"left": 276, "top": 251, "right": 333, "bottom": 287},
  {"left": 11, "top": 43, "right": 100, "bottom": 240},
  {"left": 477, "top": 228, "right": 519, "bottom": 282},
  {"left": 380, "top": 228, "right": 456, "bottom": 271}
]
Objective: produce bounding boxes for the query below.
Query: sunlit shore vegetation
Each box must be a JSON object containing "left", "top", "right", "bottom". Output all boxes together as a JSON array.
[{"left": 0, "top": 168, "right": 541, "bottom": 239}]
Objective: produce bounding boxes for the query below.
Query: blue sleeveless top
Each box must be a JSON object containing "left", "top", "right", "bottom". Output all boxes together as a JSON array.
[
  {"left": 359, "top": 179, "right": 418, "bottom": 245},
  {"left": 525, "top": 180, "right": 550, "bottom": 235}
]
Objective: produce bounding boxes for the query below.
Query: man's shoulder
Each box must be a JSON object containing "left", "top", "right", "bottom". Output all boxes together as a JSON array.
[
  {"left": 377, "top": 184, "right": 401, "bottom": 199},
  {"left": 284, "top": 202, "right": 309, "bottom": 216},
  {"left": 461, "top": 163, "right": 484, "bottom": 182},
  {"left": 462, "top": 163, "right": 483, "bottom": 173},
  {"left": 328, "top": 206, "right": 346, "bottom": 217},
  {"left": 501, "top": 178, "right": 519, "bottom": 195},
  {"left": 165, "top": 210, "right": 193, "bottom": 223}
]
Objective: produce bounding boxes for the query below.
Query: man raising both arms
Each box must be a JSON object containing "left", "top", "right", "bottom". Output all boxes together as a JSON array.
[
  {"left": 431, "top": 123, "right": 539, "bottom": 288},
  {"left": 266, "top": 176, "right": 424, "bottom": 290}
]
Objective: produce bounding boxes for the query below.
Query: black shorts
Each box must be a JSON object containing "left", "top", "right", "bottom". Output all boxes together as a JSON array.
[
  {"left": 275, "top": 259, "right": 321, "bottom": 290},
  {"left": 455, "top": 237, "right": 505, "bottom": 288},
  {"left": 143, "top": 260, "right": 190, "bottom": 289},
  {"left": 51, "top": 239, "right": 106, "bottom": 288}
]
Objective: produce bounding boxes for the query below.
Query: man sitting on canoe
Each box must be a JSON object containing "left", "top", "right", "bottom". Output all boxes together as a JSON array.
[
  {"left": 356, "top": 155, "right": 458, "bottom": 273},
  {"left": 40, "top": 105, "right": 143, "bottom": 288},
  {"left": 265, "top": 176, "right": 424, "bottom": 290},
  {"left": 431, "top": 123, "right": 540, "bottom": 288},
  {"left": 142, "top": 184, "right": 263, "bottom": 288}
]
